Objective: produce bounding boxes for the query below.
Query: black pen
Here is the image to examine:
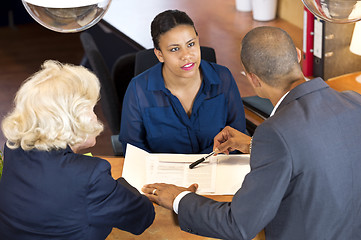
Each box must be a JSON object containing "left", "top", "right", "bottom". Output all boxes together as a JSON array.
[{"left": 189, "top": 151, "right": 216, "bottom": 169}]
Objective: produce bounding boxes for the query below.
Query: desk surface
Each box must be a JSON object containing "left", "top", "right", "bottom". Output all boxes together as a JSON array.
[
  {"left": 102, "top": 156, "right": 265, "bottom": 240},
  {"left": 326, "top": 72, "right": 361, "bottom": 94},
  {"left": 102, "top": 0, "right": 303, "bottom": 97}
]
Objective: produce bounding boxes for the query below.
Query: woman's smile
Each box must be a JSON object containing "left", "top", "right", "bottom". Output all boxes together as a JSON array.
[{"left": 181, "top": 62, "right": 195, "bottom": 71}]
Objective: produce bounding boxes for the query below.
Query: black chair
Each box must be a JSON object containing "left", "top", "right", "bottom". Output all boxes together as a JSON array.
[
  {"left": 242, "top": 96, "right": 273, "bottom": 119},
  {"left": 111, "top": 52, "right": 136, "bottom": 119},
  {"left": 134, "top": 47, "right": 217, "bottom": 76},
  {"left": 80, "top": 32, "right": 136, "bottom": 156},
  {"left": 242, "top": 96, "right": 273, "bottom": 135}
]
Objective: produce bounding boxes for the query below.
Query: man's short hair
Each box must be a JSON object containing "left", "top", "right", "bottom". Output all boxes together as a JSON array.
[{"left": 241, "top": 26, "right": 301, "bottom": 88}]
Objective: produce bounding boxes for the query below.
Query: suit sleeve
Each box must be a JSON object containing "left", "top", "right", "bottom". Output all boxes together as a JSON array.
[
  {"left": 178, "top": 123, "right": 292, "bottom": 240},
  {"left": 86, "top": 159, "right": 155, "bottom": 235}
]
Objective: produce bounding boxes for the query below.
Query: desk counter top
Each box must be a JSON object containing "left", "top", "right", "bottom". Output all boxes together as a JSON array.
[{"left": 101, "top": 156, "right": 265, "bottom": 240}]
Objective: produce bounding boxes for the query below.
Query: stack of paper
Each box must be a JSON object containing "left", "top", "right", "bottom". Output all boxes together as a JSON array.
[{"left": 122, "top": 144, "right": 250, "bottom": 195}]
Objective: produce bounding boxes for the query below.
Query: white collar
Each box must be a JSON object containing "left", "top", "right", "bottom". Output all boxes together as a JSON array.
[
  {"left": 269, "top": 91, "right": 289, "bottom": 117},
  {"left": 269, "top": 77, "right": 309, "bottom": 117}
]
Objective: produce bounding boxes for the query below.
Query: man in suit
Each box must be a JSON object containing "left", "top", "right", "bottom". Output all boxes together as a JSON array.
[{"left": 142, "top": 26, "right": 361, "bottom": 239}]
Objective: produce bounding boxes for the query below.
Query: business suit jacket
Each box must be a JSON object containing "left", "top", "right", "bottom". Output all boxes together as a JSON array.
[
  {"left": 177, "top": 78, "right": 361, "bottom": 240},
  {"left": 0, "top": 145, "right": 155, "bottom": 240}
]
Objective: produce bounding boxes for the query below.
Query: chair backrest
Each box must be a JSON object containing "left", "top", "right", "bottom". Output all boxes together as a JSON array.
[
  {"left": 111, "top": 52, "right": 136, "bottom": 116},
  {"left": 80, "top": 32, "right": 121, "bottom": 135},
  {"left": 242, "top": 96, "right": 273, "bottom": 136},
  {"left": 134, "top": 46, "right": 217, "bottom": 76},
  {"left": 242, "top": 96, "right": 273, "bottom": 119}
]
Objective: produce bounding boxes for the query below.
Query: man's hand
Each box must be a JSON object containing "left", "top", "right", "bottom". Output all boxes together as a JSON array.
[
  {"left": 213, "top": 126, "right": 252, "bottom": 154},
  {"left": 142, "top": 183, "right": 198, "bottom": 210}
]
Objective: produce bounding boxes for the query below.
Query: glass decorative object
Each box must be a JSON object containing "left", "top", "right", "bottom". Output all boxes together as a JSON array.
[
  {"left": 302, "top": 0, "right": 361, "bottom": 23},
  {"left": 22, "top": 0, "right": 112, "bottom": 33}
]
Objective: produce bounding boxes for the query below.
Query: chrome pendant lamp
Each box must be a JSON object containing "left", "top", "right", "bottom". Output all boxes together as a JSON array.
[{"left": 22, "top": 0, "right": 112, "bottom": 33}]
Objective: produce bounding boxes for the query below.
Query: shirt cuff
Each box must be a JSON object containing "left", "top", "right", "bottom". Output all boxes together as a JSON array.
[{"left": 173, "top": 191, "right": 192, "bottom": 214}]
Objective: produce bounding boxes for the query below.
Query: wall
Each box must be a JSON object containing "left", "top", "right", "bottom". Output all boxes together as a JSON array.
[{"left": 278, "top": 0, "right": 304, "bottom": 29}]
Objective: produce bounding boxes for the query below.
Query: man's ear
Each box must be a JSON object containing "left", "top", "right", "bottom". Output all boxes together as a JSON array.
[
  {"left": 154, "top": 48, "right": 164, "bottom": 63},
  {"left": 248, "top": 72, "right": 262, "bottom": 88},
  {"left": 296, "top": 47, "right": 302, "bottom": 63}
]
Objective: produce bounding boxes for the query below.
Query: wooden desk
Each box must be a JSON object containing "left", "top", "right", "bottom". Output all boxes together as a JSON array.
[
  {"left": 326, "top": 72, "right": 361, "bottom": 94},
  {"left": 102, "top": 156, "right": 265, "bottom": 240}
]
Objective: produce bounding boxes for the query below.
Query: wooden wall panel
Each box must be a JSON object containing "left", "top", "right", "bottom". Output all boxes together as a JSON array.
[{"left": 278, "top": 0, "right": 304, "bottom": 29}]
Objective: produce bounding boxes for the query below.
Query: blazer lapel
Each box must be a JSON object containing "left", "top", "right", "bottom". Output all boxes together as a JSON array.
[{"left": 275, "top": 78, "right": 329, "bottom": 115}]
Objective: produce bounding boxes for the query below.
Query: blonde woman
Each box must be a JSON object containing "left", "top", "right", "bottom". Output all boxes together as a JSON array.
[{"left": 0, "top": 60, "right": 154, "bottom": 239}]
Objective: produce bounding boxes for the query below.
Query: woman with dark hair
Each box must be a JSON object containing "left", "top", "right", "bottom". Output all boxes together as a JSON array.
[{"left": 119, "top": 9, "right": 246, "bottom": 154}]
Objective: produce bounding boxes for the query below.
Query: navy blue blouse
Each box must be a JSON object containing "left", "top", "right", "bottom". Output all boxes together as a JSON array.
[{"left": 119, "top": 60, "right": 246, "bottom": 154}]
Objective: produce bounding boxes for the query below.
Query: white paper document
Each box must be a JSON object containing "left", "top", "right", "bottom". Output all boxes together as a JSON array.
[{"left": 122, "top": 144, "right": 251, "bottom": 195}]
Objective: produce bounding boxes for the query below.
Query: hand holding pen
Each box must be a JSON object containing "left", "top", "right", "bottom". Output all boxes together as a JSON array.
[
  {"left": 189, "top": 126, "right": 252, "bottom": 169},
  {"left": 213, "top": 126, "right": 252, "bottom": 154}
]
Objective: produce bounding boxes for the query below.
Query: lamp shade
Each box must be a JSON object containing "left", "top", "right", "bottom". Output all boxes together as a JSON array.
[
  {"left": 350, "top": 21, "right": 361, "bottom": 55},
  {"left": 22, "top": 0, "right": 112, "bottom": 33},
  {"left": 302, "top": 0, "right": 361, "bottom": 23}
]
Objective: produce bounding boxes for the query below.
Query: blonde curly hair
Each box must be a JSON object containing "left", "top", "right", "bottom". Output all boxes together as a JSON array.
[{"left": 1, "top": 60, "right": 104, "bottom": 151}]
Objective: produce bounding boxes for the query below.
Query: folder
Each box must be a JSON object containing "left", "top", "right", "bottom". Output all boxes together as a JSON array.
[
  {"left": 313, "top": 19, "right": 361, "bottom": 80},
  {"left": 122, "top": 144, "right": 251, "bottom": 195},
  {"left": 302, "top": 7, "right": 314, "bottom": 77},
  {"left": 313, "top": 18, "right": 324, "bottom": 78}
]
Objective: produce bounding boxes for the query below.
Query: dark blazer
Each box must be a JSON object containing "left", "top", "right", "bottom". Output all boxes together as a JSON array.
[
  {"left": 0, "top": 145, "right": 155, "bottom": 239},
  {"left": 177, "top": 78, "right": 361, "bottom": 240}
]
